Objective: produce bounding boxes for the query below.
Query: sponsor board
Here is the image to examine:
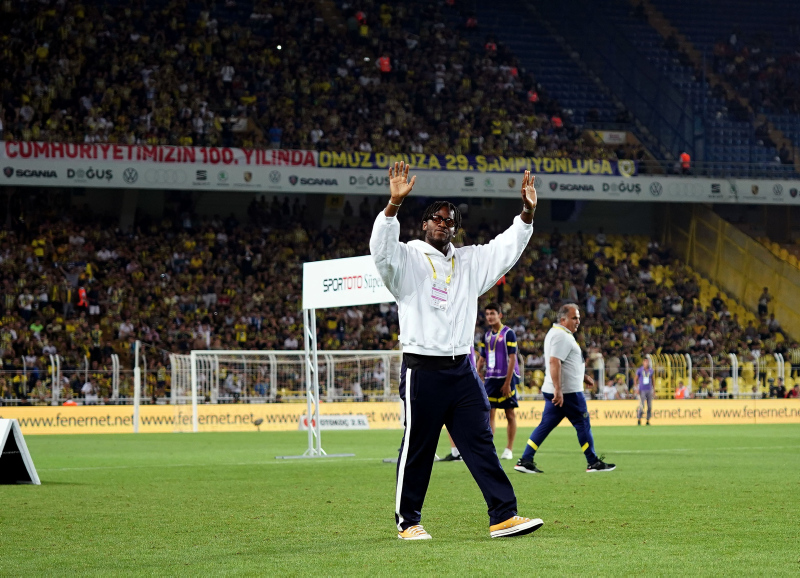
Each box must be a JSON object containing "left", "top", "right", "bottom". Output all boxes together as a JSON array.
[
  {"left": 2, "top": 399, "right": 798, "bottom": 434},
  {"left": 303, "top": 255, "right": 395, "bottom": 309},
  {"left": 0, "top": 142, "right": 798, "bottom": 205},
  {"left": 298, "top": 414, "right": 370, "bottom": 430}
]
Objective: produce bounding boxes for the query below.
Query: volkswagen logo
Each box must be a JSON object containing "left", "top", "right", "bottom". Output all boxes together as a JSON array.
[
  {"left": 649, "top": 182, "right": 663, "bottom": 197},
  {"left": 123, "top": 168, "right": 138, "bottom": 184}
]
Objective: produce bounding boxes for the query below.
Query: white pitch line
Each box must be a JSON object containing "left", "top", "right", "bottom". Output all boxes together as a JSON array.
[
  {"left": 532, "top": 445, "right": 797, "bottom": 455},
  {"left": 35, "top": 445, "right": 798, "bottom": 472},
  {"left": 37, "top": 457, "right": 382, "bottom": 472}
]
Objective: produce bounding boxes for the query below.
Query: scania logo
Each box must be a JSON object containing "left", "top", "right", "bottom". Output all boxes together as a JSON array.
[
  {"left": 123, "top": 168, "right": 138, "bottom": 184},
  {"left": 649, "top": 182, "right": 663, "bottom": 197},
  {"left": 555, "top": 183, "right": 595, "bottom": 191},
  {"left": 791, "top": 188, "right": 798, "bottom": 198},
  {"left": 8, "top": 168, "right": 57, "bottom": 178},
  {"left": 269, "top": 170, "right": 281, "bottom": 184},
  {"left": 295, "top": 177, "right": 338, "bottom": 186},
  {"left": 289, "top": 175, "right": 298, "bottom": 185},
  {"left": 144, "top": 169, "right": 187, "bottom": 185},
  {"left": 549, "top": 181, "right": 558, "bottom": 191}
]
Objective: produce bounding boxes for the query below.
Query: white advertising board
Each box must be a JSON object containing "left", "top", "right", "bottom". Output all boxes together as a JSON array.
[
  {"left": 2, "top": 142, "right": 799, "bottom": 205},
  {"left": 302, "top": 255, "right": 395, "bottom": 310}
]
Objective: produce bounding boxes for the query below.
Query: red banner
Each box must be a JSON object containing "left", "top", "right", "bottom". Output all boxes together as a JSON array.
[{"left": 1, "top": 142, "right": 317, "bottom": 167}]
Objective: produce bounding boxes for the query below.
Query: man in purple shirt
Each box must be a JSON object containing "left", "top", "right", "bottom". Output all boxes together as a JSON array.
[
  {"left": 477, "top": 303, "right": 520, "bottom": 460},
  {"left": 635, "top": 358, "right": 655, "bottom": 425}
]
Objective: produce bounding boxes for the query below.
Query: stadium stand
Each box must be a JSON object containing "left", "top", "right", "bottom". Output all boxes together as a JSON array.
[
  {"left": 643, "top": 0, "right": 800, "bottom": 175},
  {"left": 0, "top": 0, "right": 644, "bottom": 163},
  {"left": 0, "top": 192, "right": 793, "bottom": 405},
  {"left": 0, "top": 1, "right": 798, "bottom": 406}
]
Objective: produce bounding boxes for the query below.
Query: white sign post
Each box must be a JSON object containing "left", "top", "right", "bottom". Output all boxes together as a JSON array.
[{"left": 276, "top": 256, "right": 395, "bottom": 459}]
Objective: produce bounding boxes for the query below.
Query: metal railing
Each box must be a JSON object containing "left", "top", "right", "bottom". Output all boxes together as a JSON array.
[
  {"left": 636, "top": 159, "right": 798, "bottom": 178},
  {"left": 1, "top": 350, "right": 796, "bottom": 405}
]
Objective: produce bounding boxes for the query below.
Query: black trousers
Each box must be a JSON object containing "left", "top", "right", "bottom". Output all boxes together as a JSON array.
[{"left": 395, "top": 356, "right": 518, "bottom": 530}]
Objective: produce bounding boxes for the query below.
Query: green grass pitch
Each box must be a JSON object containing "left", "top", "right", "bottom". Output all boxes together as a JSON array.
[{"left": 2, "top": 424, "right": 798, "bottom": 575}]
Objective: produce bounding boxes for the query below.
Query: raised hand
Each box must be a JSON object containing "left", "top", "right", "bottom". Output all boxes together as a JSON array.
[
  {"left": 521, "top": 170, "right": 537, "bottom": 209},
  {"left": 389, "top": 161, "right": 416, "bottom": 203}
]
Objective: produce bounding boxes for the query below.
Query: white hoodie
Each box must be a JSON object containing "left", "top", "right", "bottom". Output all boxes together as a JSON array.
[{"left": 370, "top": 211, "right": 533, "bottom": 357}]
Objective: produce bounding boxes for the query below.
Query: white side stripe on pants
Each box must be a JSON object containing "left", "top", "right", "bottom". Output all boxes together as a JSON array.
[{"left": 395, "top": 367, "right": 413, "bottom": 531}]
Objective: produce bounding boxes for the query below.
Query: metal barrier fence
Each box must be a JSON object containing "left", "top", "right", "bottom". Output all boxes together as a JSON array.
[{"left": 1, "top": 350, "right": 797, "bottom": 405}]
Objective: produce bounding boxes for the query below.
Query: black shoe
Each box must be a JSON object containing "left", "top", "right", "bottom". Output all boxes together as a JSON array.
[
  {"left": 646, "top": 421, "right": 650, "bottom": 426},
  {"left": 586, "top": 457, "right": 616, "bottom": 473},
  {"left": 438, "top": 453, "right": 463, "bottom": 462},
  {"left": 514, "top": 459, "right": 543, "bottom": 474},
  {"left": 637, "top": 419, "right": 641, "bottom": 426}
]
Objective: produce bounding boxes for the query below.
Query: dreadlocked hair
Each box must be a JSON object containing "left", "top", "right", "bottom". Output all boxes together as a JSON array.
[{"left": 421, "top": 201, "right": 462, "bottom": 232}]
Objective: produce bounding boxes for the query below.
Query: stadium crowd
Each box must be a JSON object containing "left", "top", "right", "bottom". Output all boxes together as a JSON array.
[
  {"left": 0, "top": 0, "right": 638, "bottom": 162},
  {"left": 712, "top": 28, "right": 800, "bottom": 116},
  {"left": 0, "top": 192, "right": 796, "bottom": 404}
]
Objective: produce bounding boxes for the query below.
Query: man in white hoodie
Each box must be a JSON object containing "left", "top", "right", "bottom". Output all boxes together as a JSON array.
[{"left": 371, "top": 161, "right": 542, "bottom": 540}]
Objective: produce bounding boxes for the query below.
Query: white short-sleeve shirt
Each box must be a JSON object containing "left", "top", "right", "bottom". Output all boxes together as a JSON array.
[{"left": 541, "top": 324, "right": 585, "bottom": 394}]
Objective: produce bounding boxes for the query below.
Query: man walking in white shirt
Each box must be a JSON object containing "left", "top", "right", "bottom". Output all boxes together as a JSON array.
[
  {"left": 371, "top": 162, "right": 542, "bottom": 540},
  {"left": 515, "top": 304, "right": 615, "bottom": 474}
]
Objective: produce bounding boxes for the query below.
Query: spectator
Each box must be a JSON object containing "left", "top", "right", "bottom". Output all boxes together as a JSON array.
[
  {"left": 769, "top": 378, "right": 786, "bottom": 399},
  {"left": 757, "top": 287, "right": 772, "bottom": 317}
]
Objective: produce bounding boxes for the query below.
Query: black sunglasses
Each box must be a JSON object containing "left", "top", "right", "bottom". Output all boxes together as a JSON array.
[{"left": 429, "top": 214, "right": 456, "bottom": 228}]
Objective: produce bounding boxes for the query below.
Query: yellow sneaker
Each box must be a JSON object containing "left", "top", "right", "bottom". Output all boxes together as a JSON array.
[
  {"left": 489, "top": 516, "right": 543, "bottom": 538},
  {"left": 397, "top": 525, "right": 432, "bottom": 540}
]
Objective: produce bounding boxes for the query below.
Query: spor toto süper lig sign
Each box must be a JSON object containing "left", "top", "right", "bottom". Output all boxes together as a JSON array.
[
  {"left": 1, "top": 142, "right": 798, "bottom": 205},
  {"left": 303, "top": 256, "right": 395, "bottom": 310}
]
